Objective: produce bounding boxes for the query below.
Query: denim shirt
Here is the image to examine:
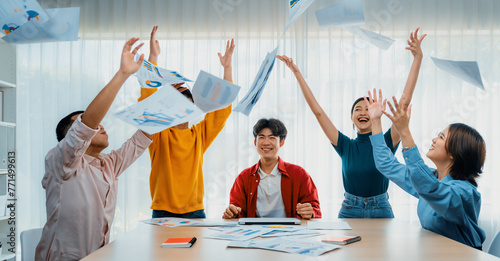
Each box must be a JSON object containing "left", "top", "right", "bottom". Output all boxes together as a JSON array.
[{"left": 369, "top": 133, "right": 485, "bottom": 248}]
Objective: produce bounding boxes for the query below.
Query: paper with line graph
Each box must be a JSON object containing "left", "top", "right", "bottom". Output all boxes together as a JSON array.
[
  {"left": 205, "top": 226, "right": 272, "bottom": 241},
  {"left": 135, "top": 60, "right": 192, "bottom": 88},
  {"left": 114, "top": 70, "right": 240, "bottom": 134},
  {"left": 192, "top": 70, "right": 241, "bottom": 113}
]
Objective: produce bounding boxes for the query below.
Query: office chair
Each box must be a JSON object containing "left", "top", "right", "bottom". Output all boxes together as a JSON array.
[
  {"left": 488, "top": 229, "right": 500, "bottom": 257},
  {"left": 20, "top": 228, "right": 43, "bottom": 261}
]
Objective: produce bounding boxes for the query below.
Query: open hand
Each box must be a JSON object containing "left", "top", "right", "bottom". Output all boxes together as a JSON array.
[
  {"left": 218, "top": 39, "right": 235, "bottom": 68},
  {"left": 406, "top": 27, "right": 426, "bottom": 59},
  {"left": 365, "top": 88, "right": 386, "bottom": 120},
  {"left": 384, "top": 95, "right": 412, "bottom": 135},
  {"left": 119, "top": 38, "right": 144, "bottom": 76},
  {"left": 150, "top": 25, "right": 161, "bottom": 59},
  {"left": 277, "top": 55, "right": 300, "bottom": 74}
]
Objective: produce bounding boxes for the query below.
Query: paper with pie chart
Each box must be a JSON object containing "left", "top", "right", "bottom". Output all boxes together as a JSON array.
[
  {"left": 0, "top": 0, "right": 50, "bottom": 33},
  {"left": 1, "top": 4, "right": 80, "bottom": 44},
  {"left": 136, "top": 60, "right": 192, "bottom": 88},
  {"left": 115, "top": 70, "right": 240, "bottom": 134}
]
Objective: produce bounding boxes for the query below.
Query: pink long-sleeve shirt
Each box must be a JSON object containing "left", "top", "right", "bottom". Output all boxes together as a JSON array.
[{"left": 35, "top": 116, "right": 152, "bottom": 261}]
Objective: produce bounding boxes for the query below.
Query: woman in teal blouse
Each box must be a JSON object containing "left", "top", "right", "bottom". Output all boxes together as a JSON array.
[
  {"left": 277, "top": 28, "right": 426, "bottom": 218},
  {"left": 367, "top": 91, "right": 486, "bottom": 249}
]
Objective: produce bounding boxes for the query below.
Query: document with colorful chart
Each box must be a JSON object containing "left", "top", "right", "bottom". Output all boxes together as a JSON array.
[
  {"left": 204, "top": 226, "right": 272, "bottom": 241},
  {"left": 135, "top": 60, "right": 192, "bottom": 88},
  {"left": 192, "top": 70, "right": 241, "bottom": 113},
  {"left": 115, "top": 70, "right": 240, "bottom": 134},
  {"left": 228, "top": 237, "right": 341, "bottom": 256},
  {"left": 1, "top": 6, "right": 80, "bottom": 44},
  {"left": 141, "top": 218, "right": 237, "bottom": 228},
  {"left": 114, "top": 82, "right": 203, "bottom": 134},
  {"left": 233, "top": 46, "right": 279, "bottom": 116},
  {"left": 431, "top": 57, "right": 484, "bottom": 90},
  {"left": 142, "top": 218, "right": 199, "bottom": 227},
  {"left": 0, "top": 0, "right": 49, "bottom": 34},
  {"left": 284, "top": 0, "right": 316, "bottom": 34},
  {"left": 261, "top": 229, "right": 323, "bottom": 238},
  {"left": 315, "top": 0, "right": 364, "bottom": 28}
]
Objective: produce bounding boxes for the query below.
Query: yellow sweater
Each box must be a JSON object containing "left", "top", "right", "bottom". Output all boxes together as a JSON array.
[{"left": 139, "top": 88, "right": 232, "bottom": 214}]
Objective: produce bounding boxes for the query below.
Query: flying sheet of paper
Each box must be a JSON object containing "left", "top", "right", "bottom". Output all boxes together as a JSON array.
[
  {"left": 228, "top": 237, "right": 341, "bottom": 256},
  {"left": 192, "top": 70, "right": 241, "bottom": 113},
  {"left": 205, "top": 226, "right": 272, "bottom": 241},
  {"left": 136, "top": 60, "right": 192, "bottom": 88},
  {"left": 115, "top": 71, "right": 239, "bottom": 133},
  {"left": 2, "top": 7, "right": 80, "bottom": 44},
  {"left": 0, "top": 0, "right": 49, "bottom": 35},
  {"left": 307, "top": 221, "right": 352, "bottom": 230},
  {"left": 315, "top": 0, "right": 364, "bottom": 28},
  {"left": 431, "top": 57, "right": 484, "bottom": 90},
  {"left": 343, "top": 26, "right": 395, "bottom": 50},
  {"left": 284, "top": 0, "right": 316, "bottom": 34},
  {"left": 114, "top": 84, "right": 204, "bottom": 134},
  {"left": 233, "top": 46, "right": 279, "bottom": 116}
]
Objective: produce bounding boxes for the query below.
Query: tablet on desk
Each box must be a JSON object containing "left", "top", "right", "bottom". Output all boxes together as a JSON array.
[{"left": 238, "top": 218, "right": 301, "bottom": 225}]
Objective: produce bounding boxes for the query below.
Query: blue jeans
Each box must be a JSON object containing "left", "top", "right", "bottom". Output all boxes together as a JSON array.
[
  {"left": 338, "top": 192, "right": 394, "bottom": 218},
  {"left": 152, "top": 209, "right": 206, "bottom": 219}
]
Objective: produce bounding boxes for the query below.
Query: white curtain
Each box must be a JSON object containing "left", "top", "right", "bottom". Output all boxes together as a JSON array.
[{"left": 16, "top": 0, "right": 500, "bottom": 252}]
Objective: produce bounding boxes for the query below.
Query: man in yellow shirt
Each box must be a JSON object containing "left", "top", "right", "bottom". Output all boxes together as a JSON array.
[{"left": 138, "top": 26, "right": 235, "bottom": 218}]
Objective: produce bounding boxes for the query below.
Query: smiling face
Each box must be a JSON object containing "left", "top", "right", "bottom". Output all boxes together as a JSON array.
[
  {"left": 350, "top": 100, "right": 372, "bottom": 133},
  {"left": 426, "top": 127, "right": 451, "bottom": 164},
  {"left": 254, "top": 128, "right": 284, "bottom": 161}
]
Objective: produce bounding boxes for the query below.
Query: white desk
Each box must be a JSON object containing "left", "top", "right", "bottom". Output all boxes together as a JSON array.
[{"left": 82, "top": 219, "right": 499, "bottom": 261}]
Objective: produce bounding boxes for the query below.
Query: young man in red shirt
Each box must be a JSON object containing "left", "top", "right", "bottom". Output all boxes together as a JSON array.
[{"left": 223, "top": 118, "right": 321, "bottom": 219}]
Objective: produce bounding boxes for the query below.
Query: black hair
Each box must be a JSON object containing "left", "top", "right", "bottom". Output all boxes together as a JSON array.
[
  {"left": 181, "top": 88, "right": 194, "bottom": 103},
  {"left": 446, "top": 123, "right": 486, "bottom": 187},
  {"left": 56, "top": 110, "right": 84, "bottom": 142},
  {"left": 350, "top": 96, "right": 370, "bottom": 115},
  {"left": 253, "top": 118, "right": 287, "bottom": 141}
]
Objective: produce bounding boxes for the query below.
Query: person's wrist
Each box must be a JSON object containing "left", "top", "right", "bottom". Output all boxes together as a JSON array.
[
  {"left": 117, "top": 69, "right": 132, "bottom": 78},
  {"left": 398, "top": 127, "right": 411, "bottom": 137}
]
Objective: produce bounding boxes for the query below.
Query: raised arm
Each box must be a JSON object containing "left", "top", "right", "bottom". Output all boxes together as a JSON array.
[
  {"left": 218, "top": 38, "right": 235, "bottom": 82},
  {"left": 148, "top": 25, "right": 160, "bottom": 64},
  {"left": 391, "top": 27, "right": 426, "bottom": 146},
  {"left": 384, "top": 96, "right": 415, "bottom": 150},
  {"left": 366, "top": 89, "right": 418, "bottom": 197},
  {"left": 277, "top": 55, "right": 339, "bottom": 146},
  {"left": 197, "top": 38, "right": 236, "bottom": 149},
  {"left": 81, "top": 38, "right": 144, "bottom": 129}
]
